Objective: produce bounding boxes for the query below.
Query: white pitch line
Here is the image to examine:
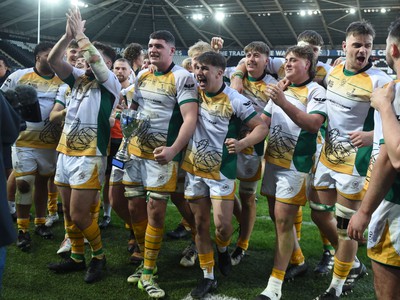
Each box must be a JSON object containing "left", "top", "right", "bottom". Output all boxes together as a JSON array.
[
  {"left": 181, "top": 293, "right": 242, "bottom": 300},
  {"left": 256, "top": 215, "right": 315, "bottom": 226}
]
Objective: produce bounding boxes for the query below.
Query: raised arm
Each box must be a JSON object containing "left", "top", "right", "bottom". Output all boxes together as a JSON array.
[
  {"left": 47, "top": 11, "right": 75, "bottom": 80},
  {"left": 67, "top": 8, "right": 110, "bottom": 83}
]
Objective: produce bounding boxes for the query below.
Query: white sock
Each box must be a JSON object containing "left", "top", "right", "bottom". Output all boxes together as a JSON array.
[
  {"left": 328, "top": 276, "right": 346, "bottom": 297},
  {"left": 103, "top": 203, "right": 112, "bottom": 217},
  {"left": 8, "top": 201, "right": 16, "bottom": 214},
  {"left": 202, "top": 267, "right": 214, "bottom": 280},
  {"left": 217, "top": 246, "right": 227, "bottom": 253},
  {"left": 261, "top": 276, "right": 282, "bottom": 299},
  {"left": 352, "top": 256, "right": 360, "bottom": 269}
]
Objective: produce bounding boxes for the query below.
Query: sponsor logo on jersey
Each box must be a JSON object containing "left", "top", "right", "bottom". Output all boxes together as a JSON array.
[{"left": 184, "top": 83, "right": 195, "bottom": 89}]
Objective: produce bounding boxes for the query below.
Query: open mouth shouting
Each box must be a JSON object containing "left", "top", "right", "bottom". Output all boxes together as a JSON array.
[{"left": 196, "top": 75, "right": 207, "bottom": 89}]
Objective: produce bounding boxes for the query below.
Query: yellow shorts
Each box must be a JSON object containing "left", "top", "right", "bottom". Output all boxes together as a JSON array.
[
  {"left": 184, "top": 172, "right": 236, "bottom": 201},
  {"left": 109, "top": 165, "right": 124, "bottom": 185},
  {"left": 261, "top": 162, "right": 308, "bottom": 206},
  {"left": 122, "top": 154, "right": 179, "bottom": 192},
  {"left": 236, "top": 152, "right": 262, "bottom": 182},
  {"left": 312, "top": 160, "right": 366, "bottom": 201},
  {"left": 12, "top": 146, "right": 57, "bottom": 177},
  {"left": 368, "top": 200, "right": 400, "bottom": 268},
  {"left": 54, "top": 154, "right": 106, "bottom": 190}
]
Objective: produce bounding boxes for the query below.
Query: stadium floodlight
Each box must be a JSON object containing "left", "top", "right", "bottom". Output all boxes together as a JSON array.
[
  {"left": 71, "top": 0, "right": 88, "bottom": 8},
  {"left": 380, "top": 8, "right": 387, "bottom": 13},
  {"left": 215, "top": 12, "right": 225, "bottom": 22},
  {"left": 349, "top": 8, "right": 356, "bottom": 14},
  {"left": 300, "top": 10, "right": 306, "bottom": 16},
  {"left": 192, "top": 14, "right": 204, "bottom": 20}
]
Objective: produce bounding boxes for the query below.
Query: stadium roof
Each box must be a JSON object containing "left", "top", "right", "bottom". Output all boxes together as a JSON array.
[{"left": 0, "top": 0, "right": 399, "bottom": 50}]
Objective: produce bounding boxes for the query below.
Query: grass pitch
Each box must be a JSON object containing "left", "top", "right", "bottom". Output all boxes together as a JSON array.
[{"left": 2, "top": 194, "right": 376, "bottom": 300}]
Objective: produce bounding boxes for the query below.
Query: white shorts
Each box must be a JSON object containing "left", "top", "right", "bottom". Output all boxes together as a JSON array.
[
  {"left": 236, "top": 152, "right": 262, "bottom": 182},
  {"left": 367, "top": 200, "right": 400, "bottom": 268},
  {"left": 184, "top": 172, "right": 236, "bottom": 201},
  {"left": 312, "top": 160, "right": 366, "bottom": 201},
  {"left": 261, "top": 162, "right": 308, "bottom": 206},
  {"left": 122, "top": 154, "right": 179, "bottom": 192},
  {"left": 12, "top": 147, "right": 57, "bottom": 177},
  {"left": 109, "top": 165, "right": 124, "bottom": 185},
  {"left": 54, "top": 154, "right": 106, "bottom": 190}
]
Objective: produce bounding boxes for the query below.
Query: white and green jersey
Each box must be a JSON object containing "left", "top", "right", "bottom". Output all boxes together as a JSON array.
[
  {"left": 1, "top": 68, "right": 64, "bottom": 149},
  {"left": 241, "top": 72, "right": 277, "bottom": 156},
  {"left": 365, "top": 79, "right": 400, "bottom": 205},
  {"left": 182, "top": 83, "right": 257, "bottom": 180},
  {"left": 55, "top": 84, "right": 71, "bottom": 108},
  {"left": 243, "top": 72, "right": 278, "bottom": 114},
  {"left": 57, "top": 67, "right": 120, "bottom": 156},
  {"left": 319, "top": 62, "right": 392, "bottom": 176},
  {"left": 129, "top": 63, "right": 198, "bottom": 161},
  {"left": 263, "top": 79, "right": 327, "bottom": 173}
]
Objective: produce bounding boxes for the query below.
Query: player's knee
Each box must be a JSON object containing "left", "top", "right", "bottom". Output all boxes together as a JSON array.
[
  {"left": 16, "top": 175, "right": 35, "bottom": 205},
  {"left": 148, "top": 192, "right": 169, "bottom": 201},
  {"left": 124, "top": 185, "right": 145, "bottom": 198},
  {"left": 239, "top": 181, "right": 257, "bottom": 196},
  {"left": 336, "top": 203, "right": 356, "bottom": 240}
]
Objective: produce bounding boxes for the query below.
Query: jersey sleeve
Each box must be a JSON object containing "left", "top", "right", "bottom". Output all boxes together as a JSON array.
[
  {"left": 231, "top": 92, "right": 257, "bottom": 123},
  {"left": 55, "top": 84, "right": 69, "bottom": 108},
  {"left": 100, "top": 70, "right": 122, "bottom": 103},
  {"left": 0, "top": 69, "right": 23, "bottom": 91},
  {"left": 263, "top": 98, "right": 273, "bottom": 117},
  {"left": 175, "top": 69, "right": 198, "bottom": 106},
  {"left": 307, "top": 84, "right": 327, "bottom": 118}
]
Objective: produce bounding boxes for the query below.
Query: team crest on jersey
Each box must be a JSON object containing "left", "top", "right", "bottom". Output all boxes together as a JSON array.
[
  {"left": 221, "top": 184, "right": 229, "bottom": 192},
  {"left": 340, "top": 78, "right": 347, "bottom": 86},
  {"left": 351, "top": 181, "right": 360, "bottom": 189}
]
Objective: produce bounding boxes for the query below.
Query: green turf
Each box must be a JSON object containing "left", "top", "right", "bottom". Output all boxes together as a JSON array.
[{"left": 2, "top": 194, "right": 376, "bottom": 300}]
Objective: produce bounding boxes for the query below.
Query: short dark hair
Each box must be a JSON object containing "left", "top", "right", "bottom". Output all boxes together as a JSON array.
[
  {"left": 34, "top": 41, "right": 54, "bottom": 58},
  {"left": 195, "top": 51, "right": 226, "bottom": 71},
  {"left": 68, "top": 40, "right": 79, "bottom": 49},
  {"left": 0, "top": 55, "right": 10, "bottom": 68},
  {"left": 388, "top": 18, "right": 400, "bottom": 42},
  {"left": 149, "top": 30, "right": 175, "bottom": 47},
  {"left": 346, "top": 20, "right": 375, "bottom": 39},
  {"left": 285, "top": 45, "right": 316, "bottom": 79},
  {"left": 93, "top": 41, "right": 117, "bottom": 63},
  {"left": 297, "top": 30, "right": 324, "bottom": 46},
  {"left": 123, "top": 43, "right": 143, "bottom": 63},
  {"left": 114, "top": 58, "right": 130, "bottom": 65},
  {"left": 244, "top": 41, "right": 270, "bottom": 57}
]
